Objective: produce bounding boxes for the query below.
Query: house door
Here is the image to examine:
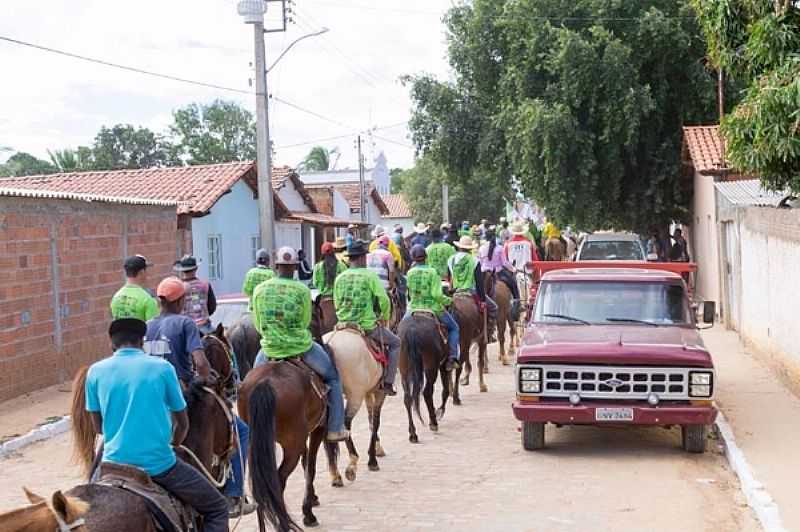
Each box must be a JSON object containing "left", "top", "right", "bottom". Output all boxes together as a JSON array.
[{"left": 722, "top": 221, "right": 740, "bottom": 331}]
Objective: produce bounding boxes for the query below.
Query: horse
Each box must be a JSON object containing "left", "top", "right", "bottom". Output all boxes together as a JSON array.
[
  {"left": 451, "top": 290, "right": 490, "bottom": 403},
  {"left": 322, "top": 328, "right": 387, "bottom": 486},
  {"left": 228, "top": 312, "right": 261, "bottom": 380},
  {"left": 398, "top": 313, "right": 450, "bottom": 443},
  {"left": 493, "top": 278, "right": 517, "bottom": 366},
  {"left": 544, "top": 237, "right": 566, "bottom": 261},
  {"left": 310, "top": 296, "right": 338, "bottom": 343},
  {"left": 237, "top": 359, "right": 326, "bottom": 531},
  {"left": 39, "top": 330, "right": 238, "bottom": 532}
]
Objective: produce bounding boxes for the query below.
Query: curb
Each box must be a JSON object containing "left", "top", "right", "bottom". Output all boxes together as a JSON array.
[
  {"left": 715, "top": 413, "right": 786, "bottom": 532},
  {"left": 0, "top": 416, "right": 72, "bottom": 459}
]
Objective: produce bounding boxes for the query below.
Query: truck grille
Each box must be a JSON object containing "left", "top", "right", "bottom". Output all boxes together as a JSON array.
[{"left": 520, "top": 364, "right": 705, "bottom": 401}]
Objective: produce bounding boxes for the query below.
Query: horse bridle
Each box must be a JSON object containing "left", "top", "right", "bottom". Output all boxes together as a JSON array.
[{"left": 202, "top": 333, "right": 236, "bottom": 394}]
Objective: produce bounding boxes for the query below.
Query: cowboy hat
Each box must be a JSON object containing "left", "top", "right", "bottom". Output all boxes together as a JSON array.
[
  {"left": 173, "top": 255, "right": 200, "bottom": 272},
  {"left": 510, "top": 221, "right": 529, "bottom": 235},
  {"left": 333, "top": 236, "right": 347, "bottom": 250},
  {"left": 345, "top": 240, "right": 369, "bottom": 257},
  {"left": 455, "top": 235, "right": 478, "bottom": 250},
  {"left": 371, "top": 225, "right": 386, "bottom": 238},
  {"left": 413, "top": 222, "right": 427, "bottom": 234}
]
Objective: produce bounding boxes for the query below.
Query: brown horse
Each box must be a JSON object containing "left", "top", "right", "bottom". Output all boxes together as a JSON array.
[
  {"left": 452, "top": 291, "right": 490, "bottom": 402},
  {"left": 310, "top": 296, "right": 338, "bottom": 343},
  {"left": 50, "top": 329, "right": 236, "bottom": 532},
  {"left": 228, "top": 312, "right": 261, "bottom": 379},
  {"left": 544, "top": 237, "right": 566, "bottom": 261},
  {"left": 494, "top": 280, "right": 517, "bottom": 365},
  {"left": 237, "top": 360, "right": 326, "bottom": 531},
  {"left": 398, "top": 313, "right": 450, "bottom": 443}
]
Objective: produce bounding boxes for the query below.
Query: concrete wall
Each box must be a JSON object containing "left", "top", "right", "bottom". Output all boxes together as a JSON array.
[
  {"left": 192, "top": 180, "right": 260, "bottom": 296},
  {"left": 383, "top": 216, "right": 415, "bottom": 235},
  {"left": 737, "top": 208, "right": 800, "bottom": 373},
  {"left": 277, "top": 181, "right": 307, "bottom": 211},
  {"left": 691, "top": 171, "right": 721, "bottom": 308},
  {"left": 0, "top": 197, "right": 177, "bottom": 401}
]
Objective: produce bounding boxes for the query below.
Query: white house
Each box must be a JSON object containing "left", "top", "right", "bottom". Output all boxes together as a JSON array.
[{"left": 381, "top": 193, "right": 415, "bottom": 235}]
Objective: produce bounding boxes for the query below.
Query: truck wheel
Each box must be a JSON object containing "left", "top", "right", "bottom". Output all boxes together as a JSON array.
[
  {"left": 681, "top": 424, "right": 708, "bottom": 453},
  {"left": 522, "top": 421, "right": 545, "bottom": 451}
]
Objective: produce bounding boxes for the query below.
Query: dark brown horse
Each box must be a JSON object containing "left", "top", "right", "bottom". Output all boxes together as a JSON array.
[
  {"left": 237, "top": 361, "right": 326, "bottom": 531},
  {"left": 398, "top": 313, "right": 450, "bottom": 443},
  {"left": 310, "top": 296, "right": 338, "bottom": 343},
  {"left": 228, "top": 312, "right": 261, "bottom": 380},
  {"left": 452, "top": 290, "right": 489, "bottom": 403},
  {"left": 62, "top": 330, "right": 236, "bottom": 531}
]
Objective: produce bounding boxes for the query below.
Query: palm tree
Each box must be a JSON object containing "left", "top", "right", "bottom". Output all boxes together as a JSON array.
[
  {"left": 48, "top": 148, "right": 93, "bottom": 172},
  {"left": 298, "top": 146, "right": 339, "bottom": 171}
]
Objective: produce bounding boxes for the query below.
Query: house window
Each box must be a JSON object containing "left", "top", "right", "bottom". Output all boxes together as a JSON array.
[
  {"left": 250, "top": 235, "right": 262, "bottom": 265},
  {"left": 208, "top": 235, "right": 223, "bottom": 280}
]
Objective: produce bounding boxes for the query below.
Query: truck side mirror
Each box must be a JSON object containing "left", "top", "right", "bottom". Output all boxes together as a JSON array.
[{"left": 702, "top": 301, "right": 716, "bottom": 324}]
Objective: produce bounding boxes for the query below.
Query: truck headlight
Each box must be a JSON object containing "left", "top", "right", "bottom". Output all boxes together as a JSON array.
[
  {"left": 690, "top": 385, "right": 711, "bottom": 397},
  {"left": 521, "top": 380, "right": 541, "bottom": 393},
  {"left": 690, "top": 372, "right": 712, "bottom": 385},
  {"left": 520, "top": 368, "right": 541, "bottom": 381},
  {"left": 688, "top": 372, "right": 713, "bottom": 397}
]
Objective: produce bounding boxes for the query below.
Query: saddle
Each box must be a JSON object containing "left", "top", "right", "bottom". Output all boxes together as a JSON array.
[
  {"left": 333, "top": 322, "right": 388, "bottom": 366},
  {"left": 454, "top": 290, "right": 486, "bottom": 314},
  {"left": 272, "top": 357, "right": 329, "bottom": 432},
  {"left": 96, "top": 462, "right": 190, "bottom": 532},
  {"left": 409, "top": 310, "right": 448, "bottom": 346}
]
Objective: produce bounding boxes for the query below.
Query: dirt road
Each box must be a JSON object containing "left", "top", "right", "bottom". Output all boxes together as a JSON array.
[{"left": 0, "top": 346, "right": 757, "bottom": 532}]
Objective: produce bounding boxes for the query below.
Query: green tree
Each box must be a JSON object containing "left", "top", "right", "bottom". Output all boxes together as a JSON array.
[
  {"left": 406, "top": 0, "right": 727, "bottom": 232},
  {"left": 170, "top": 100, "right": 257, "bottom": 165},
  {"left": 399, "top": 155, "right": 507, "bottom": 225},
  {"left": 91, "top": 124, "right": 176, "bottom": 170},
  {"left": 48, "top": 147, "right": 94, "bottom": 173},
  {"left": 0, "top": 152, "right": 56, "bottom": 177},
  {"left": 389, "top": 167, "right": 405, "bottom": 193},
  {"left": 692, "top": 0, "right": 800, "bottom": 192},
  {"left": 297, "top": 145, "right": 339, "bottom": 171}
]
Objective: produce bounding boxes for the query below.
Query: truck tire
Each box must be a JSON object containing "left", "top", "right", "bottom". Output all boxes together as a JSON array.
[
  {"left": 681, "top": 424, "right": 707, "bottom": 453},
  {"left": 522, "top": 421, "right": 545, "bottom": 451}
]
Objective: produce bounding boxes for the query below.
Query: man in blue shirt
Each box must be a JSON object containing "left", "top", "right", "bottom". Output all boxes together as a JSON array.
[{"left": 85, "top": 318, "right": 228, "bottom": 532}]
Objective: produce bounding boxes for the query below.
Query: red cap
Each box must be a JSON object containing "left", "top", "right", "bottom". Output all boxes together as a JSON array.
[
  {"left": 321, "top": 242, "right": 334, "bottom": 255},
  {"left": 157, "top": 276, "right": 185, "bottom": 302}
]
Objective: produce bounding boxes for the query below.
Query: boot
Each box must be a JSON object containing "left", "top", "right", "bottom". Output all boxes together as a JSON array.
[
  {"left": 487, "top": 319, "right": 497, "bottom": 343},
  {"left": 228, "top": 496, "right": 257, "bottom": 518},
  {"left": 327, "top": 430, "right": 350, "bottom": 442}
]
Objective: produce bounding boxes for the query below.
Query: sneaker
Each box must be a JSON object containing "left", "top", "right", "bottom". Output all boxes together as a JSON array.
[
  {"left": 228, "top": 497, "right": 256, "bottom": 518},
  {"left": 327, "top": 430, "right": 350, "bottom": 442},
  {"left": 382, "top": 383, "right": 397, "bottom": 396}
]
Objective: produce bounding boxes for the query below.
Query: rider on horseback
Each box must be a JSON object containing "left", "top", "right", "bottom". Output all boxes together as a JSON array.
[
  {"left": 110, "top": 254, "right": 158, "bottom": 321},
  {"left": 480, "top": 227, "right": 522, "bottom": 321},
  {"left": 86, "top": 318, "right": 229, "bottom": 532},
  {"left": 447, "top": 236, "right": 498, "bottom": 340},
  {"left": 252, "top": 247, "right": 348, "bottom": 442},
  {"left": 174, "top": 255, "right": 217, "bottom": 335},
  {"left": 367, "top": 235, "right": 396, "bottom": 291},
  {"left": 242, "top": 248, "right": 275, "bottom": 311},
  {"left": 334, "top": 240, "right": 401, "bottom": 396},
  {"left": 425, "top": 228, "right": 455, "bottom": 280},
  {"left": 312, "top": 242, "right": 346, "bottom": 298},
  {"left": 406, "top": 245, "right": 461, "bottom": 371}
]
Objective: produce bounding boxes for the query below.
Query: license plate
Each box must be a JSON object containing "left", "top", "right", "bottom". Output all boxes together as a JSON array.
[{"left": 595, "top": 407, "right": 634, "bottom": 421}]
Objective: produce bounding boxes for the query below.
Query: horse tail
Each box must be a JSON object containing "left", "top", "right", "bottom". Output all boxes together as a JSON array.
[
  {"left": 248, "top": 379, "right": 299, "bottom": 532},
  {"left": 404, "top": 322, "right": 425, "bottom": 424},
  {"left": 70, "top": 366, "right": 97, "bottom": 477}
]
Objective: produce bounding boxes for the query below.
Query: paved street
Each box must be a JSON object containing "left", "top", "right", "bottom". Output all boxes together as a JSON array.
[{"left": 0, "top": 344, "right": 758, "bottom": 532}]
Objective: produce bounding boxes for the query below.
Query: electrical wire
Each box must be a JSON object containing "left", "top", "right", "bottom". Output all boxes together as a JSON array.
[{"left": 275, "top": 121, "right": 409, "bottom": 149}]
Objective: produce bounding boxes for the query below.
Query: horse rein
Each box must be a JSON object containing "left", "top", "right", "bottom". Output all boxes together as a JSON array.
[{"left": 202, "top": 333, "right": 236, "bottom": 393}]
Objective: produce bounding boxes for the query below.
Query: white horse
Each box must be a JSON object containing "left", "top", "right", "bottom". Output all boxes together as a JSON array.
[{"left": 323, "top": 328, "right": 388, "bottom": 486}]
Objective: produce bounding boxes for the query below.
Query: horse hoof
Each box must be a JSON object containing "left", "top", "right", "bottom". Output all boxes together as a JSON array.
[
  {"left": 429, "top": 423, "right": 439, "bottom": 432},
  {"left": 345, "top": 467, "right": 357, "bottom": 482},
  {"left": 304, "top": 516, "right": 319, "bottom": 527},
  {"left": 375, "top": 444, "right": 386, "bottom": 457},
  {"left": 480, "top": 384, "right": 488, "bottom": 393},
  {"left": 409, "top": 434, "right": 419, "bottom": 444},
  {"left": 453, "top": 397, "right": 462, "bottom": 406},
  {"left": 368, "top": 463, "right": 380, "bottom": 472},
  {"left": 331, "top": 477, "right": 344, "bottom": 488}
]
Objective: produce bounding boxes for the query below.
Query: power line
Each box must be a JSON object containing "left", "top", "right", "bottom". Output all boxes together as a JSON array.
[
  {"left": 275, "top": 122, "right": 408, "bottom": 150},
  {"left": 371, "top": 133, "right": 415, "bottom": 150},
  {"left": 272, "top": 96, "right": 359, "bottom": 130}
]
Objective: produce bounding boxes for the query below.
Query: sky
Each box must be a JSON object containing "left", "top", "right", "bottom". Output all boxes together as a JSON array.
[{"left": 0, "top": 0, "right": 455, "bottom": 170}]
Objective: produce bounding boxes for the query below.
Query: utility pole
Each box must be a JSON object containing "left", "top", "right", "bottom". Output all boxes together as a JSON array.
[
  {"left": 357, "top": 135, "right": 366, "bottom": 223},
  {"left": 253, "top": 19, "right": 276, "bottom": 256},
  {"left": 442, "top": 184, "right": 449, "bottom": 224}
]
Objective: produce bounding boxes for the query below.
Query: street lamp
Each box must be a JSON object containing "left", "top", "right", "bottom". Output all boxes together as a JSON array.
[{"left": 237, "top": 0, "right": 276, "bottom": 257}]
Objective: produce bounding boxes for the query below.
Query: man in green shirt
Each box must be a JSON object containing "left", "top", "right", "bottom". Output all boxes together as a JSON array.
[
  {"left": 242, "top": 248, "right": 275, "bottom": 310},
  {"left": 446, "top": 236, "right": 498, "bottom": 341},
  {"left": 312, "top": 242, "right": 346, "bottom": 298},
  {"left": 425, "top": 228, "right": 455, "bottom": 280},
  {"left": 110, "top": 255, "right": 159, "bottom": 321},
  {"left": 334, "top": 240, "right": 400, "bottom": 396},
  {"left": 406, "top": 245, "right": 461, "bottom": 371},
  {"left": 251, "top": 247, "right": 347, "bottom": 442}
]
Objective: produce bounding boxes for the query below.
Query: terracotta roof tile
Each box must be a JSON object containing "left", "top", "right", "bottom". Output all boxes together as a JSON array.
[
  {"left": 0, "top": 161, "right": 294, "bottom": 216},
  {"left": 683, "top": 126, "right": 725, "bottom": 175},
  {"left": 314, "top": 183, "right": 389, "bottom": 215},
  {"left": 381, "top": 193, "right": 412, "bottom": 218},
  {"left": 287, "top": 211, "right": 363, "bottom": 227}
]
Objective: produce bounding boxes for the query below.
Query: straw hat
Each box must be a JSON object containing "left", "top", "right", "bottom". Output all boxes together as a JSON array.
[
  {"left": 413, "top": 222, "right": 427, "bottom": 234},
  {"left": 454, "top": 235, "right": 478, "bottom": 250},
  {"left": 371, "top": 225, "right": 386, "bottom": 238},
  {"left": 510, "top": 221, "right": 529, "bottom": 235},
  {"left": 333, "top": 236, "right": 347, "bottom": 250}
]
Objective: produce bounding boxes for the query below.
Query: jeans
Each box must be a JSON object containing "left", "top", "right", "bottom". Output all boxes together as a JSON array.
[
  {"left": 438, "top": 311, "right": 460, "bottom": 361},
  {"left": 254, "top": 343, "right": 345, "bottom": 434},
  {"left": 151, "top": 458, "right": 229, "bottom": 532},
  {"left": 222, "top": 416, "right": 249, "bottom": 498},
  {"left": 367, "top": 326, "right": 400, "bottom": 385}
]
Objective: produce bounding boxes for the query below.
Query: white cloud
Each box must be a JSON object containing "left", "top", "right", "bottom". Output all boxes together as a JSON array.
[{"left": 0, "top": 0, "right": 453, "bottom": 169}]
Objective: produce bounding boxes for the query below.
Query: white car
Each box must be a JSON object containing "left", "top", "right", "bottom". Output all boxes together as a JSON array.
[{"left": 576, "top": 233, "right": 646, "bottom": 261}]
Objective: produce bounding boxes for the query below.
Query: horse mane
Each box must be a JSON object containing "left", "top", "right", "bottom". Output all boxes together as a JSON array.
[
  {"left": 70, "top": 366, "right": 97, "bottom": 476},
  {"left": 182, "top": 380, "right": 207, "bottom": 412}
]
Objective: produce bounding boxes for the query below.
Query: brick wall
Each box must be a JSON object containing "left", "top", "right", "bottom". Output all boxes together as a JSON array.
[
  {"left": 0, "top": 197, "right": 179, "bottom": 402},
  {"left": 307, "top": 187, "right": 334, "bottom": 215}
]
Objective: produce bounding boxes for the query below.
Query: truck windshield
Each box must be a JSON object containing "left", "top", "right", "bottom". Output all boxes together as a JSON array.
[
  {"left": 578, "top": 241, "right": 644, "bottom": 261},
  {"left": 534, "top": 281, "right": 690, "bottom": 325}
]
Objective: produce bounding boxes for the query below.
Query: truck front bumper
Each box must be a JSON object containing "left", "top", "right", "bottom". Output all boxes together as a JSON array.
[{"left": 512, "top": 400, "right": 717, "bottom": 426}]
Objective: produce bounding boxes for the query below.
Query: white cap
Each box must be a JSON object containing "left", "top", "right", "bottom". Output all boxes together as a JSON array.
[{"left": 274, "top": 246, "right": 298, "bottom": 265}]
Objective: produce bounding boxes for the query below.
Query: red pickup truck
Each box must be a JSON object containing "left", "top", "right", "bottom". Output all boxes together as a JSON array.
[{"left": 513, "top": 264, "right": 717, "bottom": 453}]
